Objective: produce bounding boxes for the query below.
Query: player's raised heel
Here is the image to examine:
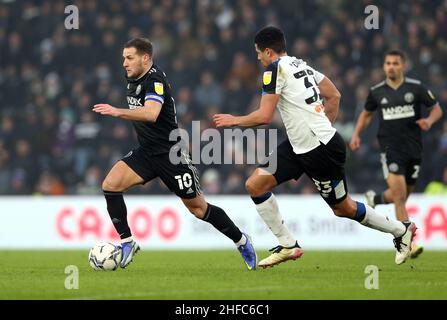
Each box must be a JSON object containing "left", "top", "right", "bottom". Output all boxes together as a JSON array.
[
  {"left": 394, "top": 222, "right": 417, "bottom": 265},
  {"left": 120, "top": 240, "right": 140, "bottom": 269},
  {"left": 258, "top": 241, "right": 303, "bottom": 269},
  {"left": 237, "top": 233, "right": 257, "bottom": 271}
]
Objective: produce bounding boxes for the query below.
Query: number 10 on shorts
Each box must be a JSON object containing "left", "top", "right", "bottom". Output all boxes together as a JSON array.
[{"left": 175, "top": 173, "right": 193, "bottom": 190}]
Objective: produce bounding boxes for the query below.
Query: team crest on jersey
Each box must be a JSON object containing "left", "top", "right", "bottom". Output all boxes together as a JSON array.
[
  {"left": 263, "top": 71, "right": 272, "bottom": 85},
  {"left": 389, "top": 163, "right": 399, "bottom": 173},
  {"left": 154, "top": 82, "right": 164, "bottom": 95},
  {"left": 135, "top": 84, "right": 142, "bottom": 95},
  {"left": 404, "top": 92, "right": 414, "bottom": 103}
]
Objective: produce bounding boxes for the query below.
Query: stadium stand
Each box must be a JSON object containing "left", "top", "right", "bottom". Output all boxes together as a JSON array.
[{"left": 0, "top": 0, "right": 446, "bottom": 195}]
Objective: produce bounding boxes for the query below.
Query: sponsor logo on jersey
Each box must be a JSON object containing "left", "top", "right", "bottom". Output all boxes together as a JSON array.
[
  {"left": 380, "top": 97, "right": 388, "bottom": 104},
  {"left": 127, "top": 96, "right": 143, "bottom": 109},
  {"left": 315, "top": 105, "right": 323, "bottom": 113},
  {"left": 382, "top": 104, "right": 415, "bottom": 120},
  {"left": 154, "top": 82, "right": 164, "bottom": 95},
  {"left": 135, "top": 84, "right": 142, "bottom": 95},
  {"left": 263, "top": 71, "right": 272, "bottom": 85},
  {"left": 404, "top": 92, "right": 414, "bottom": 103}
]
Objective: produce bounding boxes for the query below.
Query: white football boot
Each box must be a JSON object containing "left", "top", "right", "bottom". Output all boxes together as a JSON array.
[
  {"left": 258, "top": 242, "right": 303, "bottom": 269},
  {"left": 394, "top": 222, "right": 417, "bottom": 265}
]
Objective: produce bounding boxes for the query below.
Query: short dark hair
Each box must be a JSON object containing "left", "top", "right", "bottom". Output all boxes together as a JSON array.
[
  {"left": 385, "top": 49, "right": 406, "bottom": 62},
  {"left": 124, "top": 37, "right": 153, "bottom": 56},
  {"left": 254, "top": 26, "right": 286, "bottom": 53}
]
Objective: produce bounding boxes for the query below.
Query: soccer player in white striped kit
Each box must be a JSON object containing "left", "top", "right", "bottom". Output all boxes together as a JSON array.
[{"left": 214, "top": 26, "right": 416, "bottom": 267}]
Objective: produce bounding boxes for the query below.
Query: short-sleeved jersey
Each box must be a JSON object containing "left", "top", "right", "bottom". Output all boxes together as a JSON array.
[
  {"left": 126, "top": 64, "right": 178, "bottom": 155},
  {"left": 364, "top": 77, "right": 438, "bottom": 155},
  {"left": 262, "top": 55, "right": 336, "bottom": 154}
]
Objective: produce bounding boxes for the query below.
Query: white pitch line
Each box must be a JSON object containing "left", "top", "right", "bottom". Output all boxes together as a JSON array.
[{"left": 64, "top": 285, "right": 281, "bottom": 300}]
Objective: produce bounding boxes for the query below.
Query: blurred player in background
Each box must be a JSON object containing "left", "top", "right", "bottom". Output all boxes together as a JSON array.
[
  {"left": 214, "top": 26, "right": 417, "bottom": 268},
  {"left": 350, "top": 50, "right": 443, "bottom": 261},
  {"left": 93, "top": 38, "right": 257, "bottom": 270}
]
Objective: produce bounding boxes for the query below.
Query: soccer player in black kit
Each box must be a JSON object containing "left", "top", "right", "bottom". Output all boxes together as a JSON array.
[
  {"left": 93, "top": 38, "right": 257, "bottom": 270},
  {"left": 350, "top": 50, "right": 443, "bottom": 263}
]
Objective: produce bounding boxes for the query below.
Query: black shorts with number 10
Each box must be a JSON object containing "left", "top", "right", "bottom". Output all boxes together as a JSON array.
[
  {"left": 121, "top": 147, "right": 202, "bottom": 199},
  {"left": 260, "top": 132, "right": 348, "bottom": 205}
]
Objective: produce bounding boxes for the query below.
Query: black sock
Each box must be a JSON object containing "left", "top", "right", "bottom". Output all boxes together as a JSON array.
[
  {"left": 373, "top": 192, "right": 387, "bottom": 205},
  {"left": 103, "top": 190, "right": 131, "bottom": 239},
  {"left": 202, "top": 203, "right": 243, "bottom": 243}
]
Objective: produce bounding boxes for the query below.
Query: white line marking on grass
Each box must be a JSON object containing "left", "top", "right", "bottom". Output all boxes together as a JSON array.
[{"left": 64, "top": 285, "right": 281, "bottom": 300}]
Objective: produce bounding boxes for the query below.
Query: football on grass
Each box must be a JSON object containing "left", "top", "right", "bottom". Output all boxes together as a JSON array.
[{"left": 88, "top": 242, "right": 122, "bottom": 271}]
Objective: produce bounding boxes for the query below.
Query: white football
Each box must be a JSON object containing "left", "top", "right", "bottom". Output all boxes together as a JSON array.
[{"left": 88, "top": 242, "right": 122, "bottom": 271}]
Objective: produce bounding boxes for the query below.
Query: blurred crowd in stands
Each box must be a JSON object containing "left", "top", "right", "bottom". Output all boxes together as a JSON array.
[{"left": 1, "top": 0, "right": 446, "bottom": 196}]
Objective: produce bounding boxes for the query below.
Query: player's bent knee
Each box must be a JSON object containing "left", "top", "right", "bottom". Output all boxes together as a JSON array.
[
  {"left": 331, "top": 199, "right": 357, "bottom": 219},
  {"left": 246, "top": 168, "right": 277, "bottom": 197},
  {"left": 245, "top": 177, "right": 269, "bottom": 197},
  {"left": 102, "top": 178, "right": 125, "bottom": 192},
  {"left": 187, "top": 206, "right": 205, "bottom": 219},
  {"left": 182, "top": 196, "right": 208, "bottom": 219},
  {"left": 245, "top": 179, "right": 257, "bottom": 196},
  {"left": 332, "top": 207, "right": 347, "bottom": 217}
]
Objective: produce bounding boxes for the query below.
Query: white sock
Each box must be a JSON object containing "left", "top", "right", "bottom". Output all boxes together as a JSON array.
[
  {"left": 360, "top": 205, "right": 405, "bottom": 238},
  {"left": 255, "top": 193, "right": 296, "bottom": 247},
  {"left": 235, "top": 234, "right": 247, "bottom": 247},
  {"left": 121, "top": 236, "right": 133, "bottom": 244}
]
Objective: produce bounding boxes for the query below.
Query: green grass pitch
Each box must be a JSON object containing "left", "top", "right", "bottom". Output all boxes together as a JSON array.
[{"left": 1, "top": 250, "right": 446, "bottom": 300}]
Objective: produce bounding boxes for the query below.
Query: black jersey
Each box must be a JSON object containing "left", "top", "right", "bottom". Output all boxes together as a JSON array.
[
  {"left": 126, "top": 64, "right": 178, "bottom": 155},
  {"left": 364, "top": 77, "right": 437, "bottom": 155}
]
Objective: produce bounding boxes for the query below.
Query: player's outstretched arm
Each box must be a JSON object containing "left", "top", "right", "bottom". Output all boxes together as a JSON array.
[
  {"left": 213, "top": 94, "right": 279, "bottom": 128},
  {"left": 416, "top": 103, "right": 443, "bottom": 131},
  {"left": 93, "top": 101, "right": 162, "bottom": 122},
  {"left": 318, "top": 77, "right": 341, "bottom": 123},
  {"left": 349, "top": 110, "right": 374, "bottom": 151}
]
